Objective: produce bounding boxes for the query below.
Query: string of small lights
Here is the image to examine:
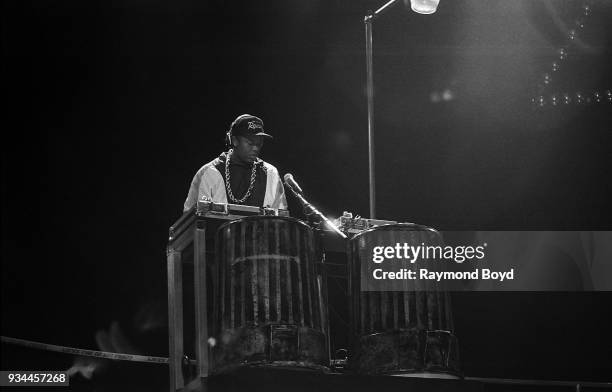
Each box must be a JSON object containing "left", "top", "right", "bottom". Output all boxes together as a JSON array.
[{"left": 531, "top": 2, "right": 611, "bottom": 108}]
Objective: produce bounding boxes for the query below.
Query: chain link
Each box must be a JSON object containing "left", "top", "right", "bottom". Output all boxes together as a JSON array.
[{"left": 225, "top": 149, "right": 258, "bottom": 204}]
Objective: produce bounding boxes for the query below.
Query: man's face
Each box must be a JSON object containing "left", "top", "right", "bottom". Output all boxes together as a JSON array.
[{"left": 232, "top": 135, "right": 264, "bottom": 163}]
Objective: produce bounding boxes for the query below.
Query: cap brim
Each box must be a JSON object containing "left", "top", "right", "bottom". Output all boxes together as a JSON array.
[{"left": 254, "top": 131, "right": 273, "bottom": 138}]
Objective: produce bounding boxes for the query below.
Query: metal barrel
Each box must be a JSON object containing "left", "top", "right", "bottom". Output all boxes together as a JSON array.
[
  {"left": 212, "top": 216, "right": 329, "bottom": 373},
  {"left": 348, "top": 223, "right": 461, "bottom": 377}
]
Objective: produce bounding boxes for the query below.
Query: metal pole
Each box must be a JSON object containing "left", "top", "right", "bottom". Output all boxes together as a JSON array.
[
  {"left": 365, "top": 12, "right": 375, "bottom": 219},
  {"left": 365, "top": 0, "right": 401, "bottom": 219}
]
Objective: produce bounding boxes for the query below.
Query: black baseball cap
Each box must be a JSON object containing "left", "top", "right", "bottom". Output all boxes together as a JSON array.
[{"left": 229, "top": 114, "right": 273, "bottom": 138}]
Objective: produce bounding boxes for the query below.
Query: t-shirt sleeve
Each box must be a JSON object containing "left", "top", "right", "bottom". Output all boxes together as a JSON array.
[
  {"left": 183, "top": 166, "right": 225, "bottom": 211},
  {"left": 268, "top": 167, "right": 288, "bottom": 210},
  {"left": 275, "top": 177, "right": 288, "bottom": 210}
]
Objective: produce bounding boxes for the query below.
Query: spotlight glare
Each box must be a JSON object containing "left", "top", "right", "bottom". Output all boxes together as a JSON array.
[{"left": 410, "top": 0, "right": 440, "bottom": 14}]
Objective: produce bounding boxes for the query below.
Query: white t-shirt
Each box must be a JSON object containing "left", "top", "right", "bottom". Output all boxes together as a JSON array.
[{"left": 183, "top": 156, "right": 288, "bottom": 212}]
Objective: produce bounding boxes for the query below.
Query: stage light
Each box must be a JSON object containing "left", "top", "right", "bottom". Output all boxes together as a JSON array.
[{"left": 409, "top": 0, "right": 440, "bottom": 15}]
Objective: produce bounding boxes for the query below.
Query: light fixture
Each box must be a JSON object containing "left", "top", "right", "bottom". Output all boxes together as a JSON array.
[{"left": 364, "top": 0, "right": 440, "bottom": 218}]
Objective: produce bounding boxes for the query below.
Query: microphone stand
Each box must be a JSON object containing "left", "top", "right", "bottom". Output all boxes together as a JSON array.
[{"left": 285, "top": 183, "right": 347, "bottom": 239}]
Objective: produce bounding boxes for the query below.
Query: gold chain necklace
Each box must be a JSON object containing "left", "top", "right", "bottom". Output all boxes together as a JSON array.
[{"left": 225, "top": 149, "right": 258, "bottom": 204}]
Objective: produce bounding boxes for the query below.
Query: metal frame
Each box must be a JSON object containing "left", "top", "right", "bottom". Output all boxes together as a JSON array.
[
  {"left": 167, "top": 210, "right": 197, "bottom": 391},
  {"left": 166, "top": 209, "right": 214, "bottom": 392},
  {"left": 167, "top": 206, "right": 290, "bottom": 391}
]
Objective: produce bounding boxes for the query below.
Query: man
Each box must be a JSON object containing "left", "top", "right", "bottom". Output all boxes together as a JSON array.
[{"left": 183, "top": 114, "right": 288, "bottom": 212}]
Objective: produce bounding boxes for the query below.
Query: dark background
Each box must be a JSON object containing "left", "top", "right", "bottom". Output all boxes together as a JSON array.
[{"left": 2, "top": 0, "right": 611, "bottom": 387}]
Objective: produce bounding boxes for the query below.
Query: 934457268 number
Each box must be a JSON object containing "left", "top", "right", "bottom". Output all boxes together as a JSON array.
[{"left": 0, "top": 371, "right": 69, "bottom": 386}]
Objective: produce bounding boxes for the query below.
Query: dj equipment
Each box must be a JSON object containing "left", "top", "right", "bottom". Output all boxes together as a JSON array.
[
  {"left": 211, "top": 216, "right": 330, "bottom": 373},
  {"left": 334, "top": 211, "right": 397, "bottom": 234},
  {"left": 167, "top": 204, "right": 460, "bottom": 392},
  {"left": 196, "top": 200, "right": 289, "bottom": 219},
  {"left": 347, "top": 224, "right": 461, "bottom": 377}
]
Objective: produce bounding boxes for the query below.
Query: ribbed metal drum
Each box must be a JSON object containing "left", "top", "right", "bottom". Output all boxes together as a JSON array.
[
  {"left": 211, "top": 216, "right": 329, "bottom": 373},
  {"left": 348, "top": 224, "right": 461, "bottom": 377}
]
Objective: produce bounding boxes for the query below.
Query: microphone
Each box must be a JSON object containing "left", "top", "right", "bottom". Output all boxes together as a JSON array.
[
  {"left": 283, "top": 173, "right": 303, "bottom": 194},
  {"left": 282, "top": 172, "right": 347, "bottom": 239}
]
